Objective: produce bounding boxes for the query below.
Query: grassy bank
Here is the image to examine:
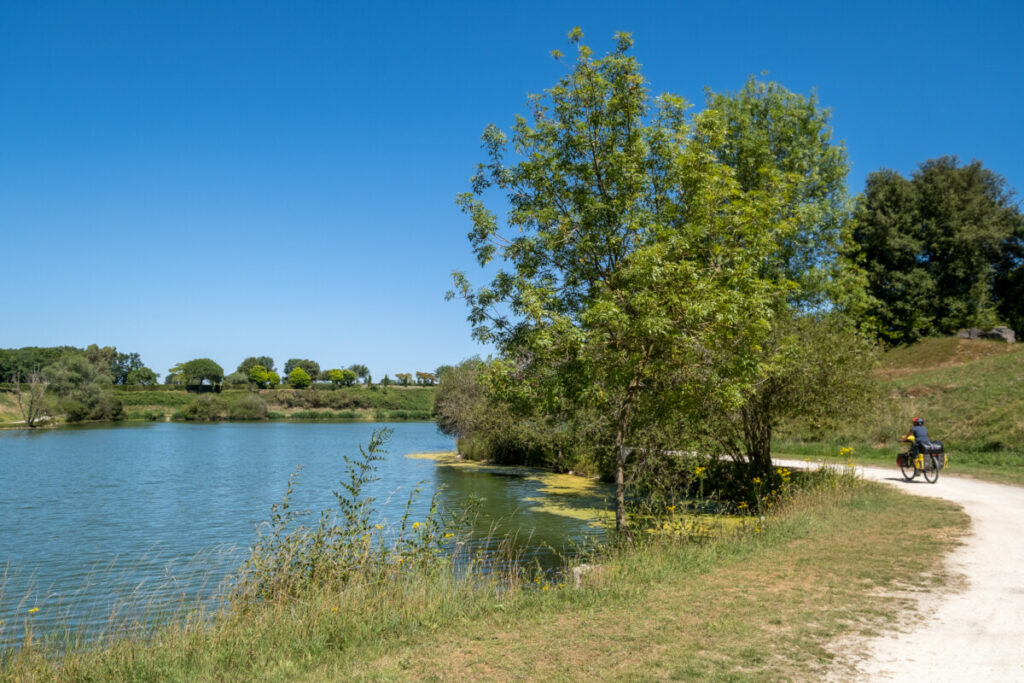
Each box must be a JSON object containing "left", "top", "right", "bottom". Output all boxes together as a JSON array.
[
  {"left": 779, "top": 337, "right": 1024, "bottom": 486},
  {"left": 1, "top": 469, "right": 966, "bottom": 681}
]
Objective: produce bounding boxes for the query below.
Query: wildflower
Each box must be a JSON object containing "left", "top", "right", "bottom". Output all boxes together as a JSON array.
[
  {"left": 412, "top": 522, "right": 422, "bottom": 529},
  {"left": 695, "top": 466, "right": 707, "bottom": 476},
  {"left": 332, "top": 607, "right": 338, "bottom": 612},
  {"left": 666, "top": 505, "right": 676, "bottom": 512},
  {"left": 374, "top": 524, "right": 385, "bottom": 530},
  {"left": 444, "top": 533, "right": 454, "bottom": 538},
  {"left": 752, "top": 477, "right": 762, "bottom": 485},
  {"left": 737, "top": 501, "right": 748, "bottom": 509},
  {"left": 28, "top": 607, "right": 39, "bottom": 614},
  {"left": 541, "top": 584, "right": 549, "bottom": 591}
]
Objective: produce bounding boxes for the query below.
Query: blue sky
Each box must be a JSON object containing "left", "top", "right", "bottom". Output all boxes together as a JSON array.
[{"left": 2, "top": 1, "right": 1021, "bottom": 379}]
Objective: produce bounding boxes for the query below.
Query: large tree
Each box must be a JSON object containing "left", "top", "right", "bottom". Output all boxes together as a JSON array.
[
  {"left": 170, "top": 358, "right": 225, "bottom": 387},
  {"left": 284, "top": 358, "right": 320, "bottom": 381},
  {"left": 853, "top": 156, "right": 1024, "bottom": 344},
  {"left": 452, "top": 30, "right": 796, "bottom": 536},
  {"left": 238, "top": 356, "right": 277, "bottom": 375},
  {"left": 288, "top": 367, "right": 312, "bottom": 389},
  {"left": 697, "top": 79, "right": 875, "bottom": 473},
  {"left": 347, "top": 364, "right": 370, "bottom": 383}
]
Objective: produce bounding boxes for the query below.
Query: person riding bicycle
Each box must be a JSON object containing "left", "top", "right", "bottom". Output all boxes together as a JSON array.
[
  {"left": 900, "top": 417, "right": 931, "bottom": 449},
  {"left": 898, "top": 417, "right": 945, "bottom": 482}
]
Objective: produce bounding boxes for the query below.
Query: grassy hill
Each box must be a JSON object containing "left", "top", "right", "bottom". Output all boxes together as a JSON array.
[{"left": 777, "top": 337, "right": 1024, "bottom": 484}]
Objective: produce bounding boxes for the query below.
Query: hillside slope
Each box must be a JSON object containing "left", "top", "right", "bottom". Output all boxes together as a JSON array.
[{"left": 778, "top": 337, "right": 1024, "bottom": 483}]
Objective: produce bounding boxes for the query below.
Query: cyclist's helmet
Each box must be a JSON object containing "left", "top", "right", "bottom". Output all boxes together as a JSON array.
[{"left": 913, "top": 417, "right": 924, "bottom": 425}]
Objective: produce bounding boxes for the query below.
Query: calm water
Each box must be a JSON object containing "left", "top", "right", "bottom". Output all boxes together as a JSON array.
[{"left": 0, "top": 422, "right": 609, "bottom": 646}]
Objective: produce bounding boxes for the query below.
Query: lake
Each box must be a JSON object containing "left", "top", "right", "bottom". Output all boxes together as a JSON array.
[{"left": 0, "top": 422, "right": 611, "bottom": 647}]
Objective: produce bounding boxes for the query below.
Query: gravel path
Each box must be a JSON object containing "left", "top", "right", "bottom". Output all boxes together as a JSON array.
[{"left": 777, "top": 459, "right": 1024, "bottom": 681}]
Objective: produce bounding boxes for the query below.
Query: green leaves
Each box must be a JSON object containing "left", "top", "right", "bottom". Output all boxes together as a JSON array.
[
  {"left": 288, "top": 367, "right": 312, "bottom": 389},
  {"left": 453, "top": 32, "right": 840, "bottom": 528},
  {"left": 853, "top": 156, "right": 1024, "bottom": 344},
  {"left": 170, "top": 358, "right": 224, "bottom": 387}
]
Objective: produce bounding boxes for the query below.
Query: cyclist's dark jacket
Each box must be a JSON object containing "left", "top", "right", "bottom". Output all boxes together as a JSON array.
[{"left": 911, "top": 425, "right": 931, "bottom": 444}]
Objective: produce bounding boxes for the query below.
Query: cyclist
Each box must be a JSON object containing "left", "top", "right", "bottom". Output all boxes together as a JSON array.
[{"left": 899, "top": 417, "right": 931, "bottom": 451}]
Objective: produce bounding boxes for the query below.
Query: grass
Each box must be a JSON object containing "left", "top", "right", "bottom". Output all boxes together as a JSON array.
[
  {"left": 0, "top": 392, "right": 24, "bottom": 424},
  {"left": 336, "top": 479, "right": 965, "bottom": 681},
  {"left": 1, "top": 465, "right": 967, "bottom": 681},
  {"left": 775, "top": 440, "right": 1024, "bottom": 487}
]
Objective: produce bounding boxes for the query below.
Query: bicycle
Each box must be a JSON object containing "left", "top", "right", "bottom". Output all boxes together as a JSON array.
[{"left": 897, "top": 443, "right": 945, "bottom": 484}]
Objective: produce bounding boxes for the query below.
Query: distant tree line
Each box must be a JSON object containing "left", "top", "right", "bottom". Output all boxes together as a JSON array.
[
  {"left": 1, "top": 344, "right": 160, "bottom": 426},
  {"left": 163, "top": 355, "right": 441, "bottom": 391}
]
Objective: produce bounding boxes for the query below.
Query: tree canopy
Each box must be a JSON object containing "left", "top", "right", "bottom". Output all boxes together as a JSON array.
[
  {"left": 347, "top": 364, "right": 370, "bottom": 382},
  {"left": 284, "top": 359, "right": 320, "bottom": 381},
  {"left": 238, "top": 356, "right": 277, "bottom": 375},
  {"left": 170, "top": 358, "right": 225, "bottom": 386},
  {"left": 451, "top": 29, "right": 816, "bottom": 534},
  {"left": 288, "top": 367, "right": 312, "bottom": 389},
  {"left": 853, "top": 156, "right": 1024, "bottom": 344}
]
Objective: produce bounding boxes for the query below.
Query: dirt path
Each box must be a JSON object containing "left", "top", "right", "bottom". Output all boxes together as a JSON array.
[{"left": 778, "top": 459, "right": 1024, "bottom": 681}]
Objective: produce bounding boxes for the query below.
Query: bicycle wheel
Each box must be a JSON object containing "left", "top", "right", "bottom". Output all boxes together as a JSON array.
[
  {"left": 923, "top": 456, "right": 939, "bottom": 484},
  {"left": 900, "top": 457, "right": 917, "bottom": 481}
]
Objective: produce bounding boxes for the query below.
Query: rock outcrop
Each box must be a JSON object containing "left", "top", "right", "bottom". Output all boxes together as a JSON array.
[{"left": 957, "top": 327, "right": 1016, "bottom": 343}]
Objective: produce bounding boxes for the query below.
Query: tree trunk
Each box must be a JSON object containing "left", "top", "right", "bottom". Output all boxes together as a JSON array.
[
  {"left": 742, "top": 395, "right": 774, "bottom": 477},
  {"left": 614, "top": 400, "right": 634, "bottom": 545}
]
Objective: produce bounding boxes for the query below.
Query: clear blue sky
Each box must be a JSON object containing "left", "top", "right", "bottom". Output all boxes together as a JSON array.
[{"left": 2, "top": 1, "right": 1021, "bottom": 379}]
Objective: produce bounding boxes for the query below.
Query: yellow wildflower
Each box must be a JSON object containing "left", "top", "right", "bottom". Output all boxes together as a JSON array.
[
  {"left": 412, "top": 522, "right": 422, "bottom": 529},
  {"left": 752, "top": 477, "right": 762, "bottom": 485},
  {"left": 28, "top": 607, "right": 39, "bottom": 614},
  {"left": 444, "top": 533, "right": 454, "bottom": 538},
  {"left": 737, "top": 501, "right": 748, "bottom": 509},
  {"left": 695, "top": 466, "right": 707, "bottom": 476},
  {"left": 332, "top": 607, "right": 338, "bottom": 612},
  {"left": 666, "top": 505, "right": 676, "bottom": 512}
]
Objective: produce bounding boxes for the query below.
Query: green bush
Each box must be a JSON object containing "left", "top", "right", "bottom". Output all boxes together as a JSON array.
[
  {"left": 229, "top": 395, "right": 268, "bottom": 421},
  {"left": 61, "top": 387, "right": 124, "bottom": 423},
  {"left": 178, "top": 395, "right": 226, "bottom": 421}
]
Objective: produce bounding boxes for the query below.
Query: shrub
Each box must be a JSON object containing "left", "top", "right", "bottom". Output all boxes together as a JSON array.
[
  {"left": 178, "top": 395, "right": 226, "bottom": 421},
  {"left": 288, "top": 367, "right": 312, "bottom": 389},
  {"left": 229, "top": 395, "right": 268, "bottom": 420}
]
